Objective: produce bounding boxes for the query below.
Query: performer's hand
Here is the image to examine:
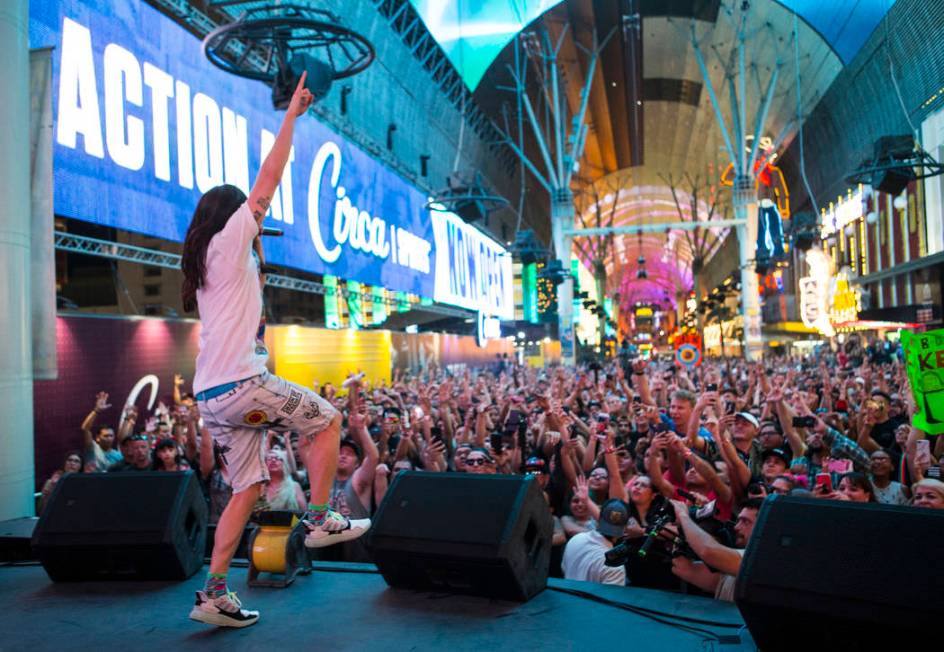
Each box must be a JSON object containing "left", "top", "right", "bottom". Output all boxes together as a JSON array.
[{"left": 288, "top": 71, "right": 314, "bottom": 117}]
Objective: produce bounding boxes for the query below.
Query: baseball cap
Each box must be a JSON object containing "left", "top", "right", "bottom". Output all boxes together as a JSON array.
[
  {"left": 597, "top": 499, "right": 630, "bottom": 537},
  {"left": 735, "top": 412, "right": 759, "bottom": 428},
  {"left": 339, "top": 438, "right": 363, "bottom": 461},
  {"left": 762, "top": 448, "right": 790, "bottom": 466}
]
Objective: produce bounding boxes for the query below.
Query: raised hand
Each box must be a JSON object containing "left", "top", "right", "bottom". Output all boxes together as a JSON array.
[
  {"left": 699, "top": 390, "right": 720, "bottom": 408},
  {"left": 288, "top": 71, "right": 314, "bottom": 117},
  {"left": 348, "top": 408, "right": 367, "bottom": 429},
  {"left": 174, "top": 373, "right": 185, "bottom": 388},
  {"left": 94, "top": 391, "right": 111, "bottom": 412},
  {"left": 574, "top": 474, "right": 590, "bottom": 503},
  {"left": 427, "top": 438, "right": 447, "bottom": 460}
]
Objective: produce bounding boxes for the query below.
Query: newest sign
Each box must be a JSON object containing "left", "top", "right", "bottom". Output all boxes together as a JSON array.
[{"left": 29, "top": 0, "right": 512, "bottom": 319}]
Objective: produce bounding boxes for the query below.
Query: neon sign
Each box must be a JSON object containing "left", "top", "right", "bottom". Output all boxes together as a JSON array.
[
  {"left": 829, "top": 271, "right": 861, "bottom": 326},
  {"left": 799, "top": 248, "right": 834, "bottom": 337},
  {"left": 820, "top": 187, "right": 864, "bottom": 238}
]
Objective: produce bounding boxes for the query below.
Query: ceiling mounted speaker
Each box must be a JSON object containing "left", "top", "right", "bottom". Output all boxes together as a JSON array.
[{"left": 272, "top": 53, "right": 333, "bottom": 109}]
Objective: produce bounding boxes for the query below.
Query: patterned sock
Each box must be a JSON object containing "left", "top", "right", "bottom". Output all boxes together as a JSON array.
[
  {"left": 204, "top": 572, "right": 228, "bottom": 598},
  {"left": 307, "top": 502, "right": 330, "bottom": 525}
]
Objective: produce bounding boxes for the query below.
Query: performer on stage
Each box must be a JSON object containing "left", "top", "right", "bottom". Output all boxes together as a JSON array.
[{"left": 182, "top": 73, "right": 370, "bottom": 628}]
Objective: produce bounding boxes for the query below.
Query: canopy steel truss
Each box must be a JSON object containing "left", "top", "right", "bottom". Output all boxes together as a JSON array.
[{"left": 53, "top": 231, "right": 472, "bottom": 320}]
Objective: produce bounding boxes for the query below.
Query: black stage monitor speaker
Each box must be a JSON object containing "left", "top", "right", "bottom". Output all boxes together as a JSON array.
[
  {"left": 32, "top": 471, "right": 207, "bottom": 581},
  {"left": 367, "top": 472, "right": 552, "bottom": 601},
  {"left": 735, "top": 496, "right": 944, "bottom": 651}
]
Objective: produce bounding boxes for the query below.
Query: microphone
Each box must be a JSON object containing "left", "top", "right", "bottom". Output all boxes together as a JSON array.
[{"left": 260, "top": 227, "right": 283, "bottom": 237}]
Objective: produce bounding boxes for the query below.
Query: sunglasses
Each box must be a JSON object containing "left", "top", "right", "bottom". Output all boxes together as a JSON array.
[{"left": 466, "top": 457, "right": 491, "bottom": 466}]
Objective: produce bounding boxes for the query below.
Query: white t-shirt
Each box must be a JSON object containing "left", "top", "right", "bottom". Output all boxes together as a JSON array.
[
  {"left": 562, "top": 530, "right": 626, "bottom": 586},
  {"left": 193, "top": 202, "right": 268, "bottom": 394},
  {"left": 872, "top": 480, "right": 909, "bottom": 506},
  {"left": 714, "top": 549, "right": 746, "bottom": 602},
  {"left": 87, "top": 440, "right": 123, "bottom": 472}
]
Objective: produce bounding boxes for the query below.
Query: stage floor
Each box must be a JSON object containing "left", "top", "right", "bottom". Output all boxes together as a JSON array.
[{"left": 0, "top": 562, "right": 752, "bottom": 651}]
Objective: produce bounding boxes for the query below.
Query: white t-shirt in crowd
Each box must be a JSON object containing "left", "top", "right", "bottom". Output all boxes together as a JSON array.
[
  {"left": 562, "top": 530, "right": 626, "bottom": 586},
  {"left": 193, "top": 202, "right": 268, "bottom": 394},
  {"left": 87, "top": 440, "right": 123, "bottom": 472},
  {"left": 714, "top": 549, "right": 746, "bottom": 602},
  {"left": 872, "top": 480, "right": 909, "bottom": 506}
]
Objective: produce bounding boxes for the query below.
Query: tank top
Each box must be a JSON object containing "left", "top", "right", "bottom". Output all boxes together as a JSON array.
[
  {"left": 315, "top": 475, "right": 371, "bottom": 563},
  {"left": 329, "top": 475, "right": 369, "bottom": 519}
]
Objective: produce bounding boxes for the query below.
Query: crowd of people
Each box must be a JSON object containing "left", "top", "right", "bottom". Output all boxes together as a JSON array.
[{"left": 43, "top": 338, "right": 944, "bottom": 599}]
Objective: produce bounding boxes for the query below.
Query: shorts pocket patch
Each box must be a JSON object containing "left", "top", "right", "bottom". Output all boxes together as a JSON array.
[
  {"left": 244, "top": 409, "right": 268, "bottom": 426},
  {"left": 279, "top": 389, "right": 303, "bottom": 416}
]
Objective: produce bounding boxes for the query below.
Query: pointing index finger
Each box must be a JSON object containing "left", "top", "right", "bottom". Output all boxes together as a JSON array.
[{"left": 295, "top": 70, "right": 308, "bottom": 93}]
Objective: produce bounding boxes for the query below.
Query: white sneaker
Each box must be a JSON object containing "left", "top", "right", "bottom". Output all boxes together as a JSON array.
[
  {"left": 303, "top": 510, "right": 371, "bottom": 548},
  {"left": 189, "top": 590, "right": 259, "bottom": 628}
]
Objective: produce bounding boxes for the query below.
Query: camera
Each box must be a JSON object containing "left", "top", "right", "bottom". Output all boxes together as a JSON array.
[
  {"left": 604, "top": 502, "right": 691, "bottom": 567},
  {"left": 604, "top": 500, "right": 730, "bottom": 567}
]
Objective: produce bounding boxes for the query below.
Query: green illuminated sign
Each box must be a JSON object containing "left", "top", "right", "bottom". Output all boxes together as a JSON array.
[
  {"left": 902, "top": 328, "right": 944, "bottom": 435},
  {"left": 347, "top": 280, "right": 363, "bottom": 329},
  {"left": 324, "top": 275, "right": 340, "bottom": 329},
  {"left": 522, "top": 262, "right": 538, "bottom": 324}
]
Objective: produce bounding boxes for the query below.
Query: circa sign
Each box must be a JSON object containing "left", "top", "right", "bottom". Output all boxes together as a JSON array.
[{"left": 31, "top": 0, "right": 512, "bottom": 318}]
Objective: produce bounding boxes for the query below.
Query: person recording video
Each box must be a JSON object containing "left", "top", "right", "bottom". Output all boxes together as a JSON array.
[{"left": 668, "top": 498, "right": 762, "bottom": 602}]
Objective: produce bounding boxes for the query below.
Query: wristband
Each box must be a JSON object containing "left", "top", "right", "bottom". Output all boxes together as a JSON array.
[
  {"left": 604, "top": 447, "right": 616, "bottom": 455},
  {"left": 633, "top": 371, "right": 645, "bottom": 376}
]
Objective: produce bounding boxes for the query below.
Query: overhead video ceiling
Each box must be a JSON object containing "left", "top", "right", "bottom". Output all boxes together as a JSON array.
[
  {"left": 411, "top": 0, "right": 896, "bottom": 91},
  {"left": 414, "top": 0, "right": 897, "bottom": 309}
]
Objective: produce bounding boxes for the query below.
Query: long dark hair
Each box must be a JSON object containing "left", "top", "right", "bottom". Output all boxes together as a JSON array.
[
  {"left": 181, "top": 184, "right": 247, "bottom": 312},
  {"left": 839, "top": 471, "right": 877, "bottom": 502}
]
